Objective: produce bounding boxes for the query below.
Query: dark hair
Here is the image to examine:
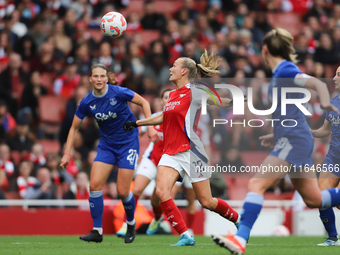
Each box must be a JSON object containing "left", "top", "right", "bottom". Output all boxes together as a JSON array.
[
  {"left": 161, "top": 88, "right": 172, "bottom": 98},
  {"left": 90, "top": 63, "right": 118, "bottom": 85},
  {"left": 262, "top": 28, "right": 298, "bottom": 63}
]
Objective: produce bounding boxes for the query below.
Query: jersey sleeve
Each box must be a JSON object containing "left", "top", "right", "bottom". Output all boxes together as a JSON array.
[
  {"left": 75, "top": 98, "right": 87, "bottom": 120},
  {"left": 115, "top": 86, "right": 135, "bottom": 102},
  {"left": 192, "top": 85, "right": 207, "bottom": 107}
]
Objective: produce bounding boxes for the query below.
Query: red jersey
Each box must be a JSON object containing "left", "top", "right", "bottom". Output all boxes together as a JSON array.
[
  {"left": 142, "top": 112, "right": 164, "bottom": 166},
  {"left": 162, "top": 84, "right": 208, "bottom": 161}
]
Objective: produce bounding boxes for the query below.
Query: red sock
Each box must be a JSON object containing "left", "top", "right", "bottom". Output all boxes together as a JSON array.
[
  {"left": 134, "top": 195, "right": 140, "bottom": 208},
  {"left": 186, "top": 210, "right": 196, "bottom": 229},
  {"left": 153, "top": 204, "right": 163, "bottom": 220},
  {"left": 214, "top": 198, "right": 239, "bottom": 223},
  {"left": 160, "top": 198, "right": 187, "bottom": 234}
]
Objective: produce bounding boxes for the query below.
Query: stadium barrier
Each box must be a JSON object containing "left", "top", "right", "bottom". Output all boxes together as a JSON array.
[{"left": 0, "top": 200, "right": 329, "bottom": 236}]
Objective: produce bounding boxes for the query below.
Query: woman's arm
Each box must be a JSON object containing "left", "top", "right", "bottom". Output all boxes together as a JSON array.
[
  {"left": 311, "top": 119, "right": 332, "bottom": 138},
  {"left": 304, "top": 77, "right": 339, "bottom": 113},
  {"left": 137, "top": 113, "right": 163, "bottom": 126},
  {"left": 60, "top": 115, "right": 83, "bottom": 169},
  {"left": 130, "top": 93, "right": 159, "bottom": 143}
]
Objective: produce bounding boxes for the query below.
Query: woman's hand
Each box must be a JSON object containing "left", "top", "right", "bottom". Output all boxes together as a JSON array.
[
  {"left": 259, "top": 133, "right": 275, "bottom": 148},
  {"left": 147, "top": 126, "right": 159, "bottom": 143},
  {"left": 60, "top": 154, "right": 70, "bottom": 169}
]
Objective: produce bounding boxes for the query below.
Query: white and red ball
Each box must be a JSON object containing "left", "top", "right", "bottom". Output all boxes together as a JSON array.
[
  {"left": 272, "top": 225, "right": 290, "bottom": 237},
  {"left": 100, "top": 12, "right": 127, "bottom": 38}
]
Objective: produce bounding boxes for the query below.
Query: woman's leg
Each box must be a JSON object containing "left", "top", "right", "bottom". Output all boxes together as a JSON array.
[
  {"left": 192, "top": 179, "right": 239, "bottom": 223},
  {"left": 317, "top": 171, "right": 340, "bottom": 244},
  {"left": 132, "top": 174, "right": 151, "bottom": 206},
  {"left": 80, "top": 161, "right": 113, "bottom": 242}
]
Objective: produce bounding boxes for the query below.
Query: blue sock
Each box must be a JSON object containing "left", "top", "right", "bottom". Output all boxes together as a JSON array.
[
  {"left": 321, "top": 188, "right": 340, "bottom": 209},
  {"left": 89, "top": 191, "right": 103, "bottom": 228},
  {"left": 121, "top": 191, "right": 135, "bottom": 222},
  {"left": 237, "top": 192, "right": 264, "bottom": 241},
  {"left": 319, "top": 208, "right": 337, "bottom": 238}
]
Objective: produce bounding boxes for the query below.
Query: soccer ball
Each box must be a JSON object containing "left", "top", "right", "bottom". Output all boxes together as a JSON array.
[
  {"left": 100, "top": 12, "right": 127, "bottom": 38},
  {"left": 272, "top": 225, "right": 290, "bottom": 237}
]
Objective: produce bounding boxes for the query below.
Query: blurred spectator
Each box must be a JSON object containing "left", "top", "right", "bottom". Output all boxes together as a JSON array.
[
  {"left": 175, "top": 0, "right": 199, "bottom": 23},
  {"left": 9, "top": 10, "right": 28, "bottom": 38},
  {"left": 59, "top": 86, "right": 88, "bottom": 145},
  {"left": 74, "top": 42, "right": 91, "bottom": 75},
  {"left": 30, "top": 37, "right": 64, "bottom": 74},
  {"left": 53, "top": 56, "right": 81, "bottom": 99},
  {"left": 26, "top": 18, "right": 47, "bottom": 51},
  {"left": 17, "top": 0, "right": 42, "bottom": 27},
  {"left": 254, "top": 11, "right": 272, "bottom": 35},
  {"left": 238, "top": 29, "right": 260, "bottom": 56},
  {"left": 206, "top": 7, "right": 221, "bottom": 33},
  {"left": 126, "top": 12, "right": 143, "bottom": 32},
  {"left": 16, "top": 159, "right": 37, "bottom": 199},
  {"left": 6, "top": 117, "right": 34, "bottom": 153},
  {"left": 21, "top": 70, "right": 47, "bottom": 121},
  {"left": 73, "top": 132, "right": 89, "bottom": 163},
  {"left": 64, "top": 9, "right": 77, "bottom": 39},
  {"left": 14, "top": 34, "right": 37, "bottom": 62},
  {"left": 64, "top": 172, "right": 89, "bottom": 204},
  {"left": 74, "top": 21, "right": 98, "bottom": 54},
  {"left": 70, "top": 0, "right": 93, "bottom": 20},
  {"left": 52, "top": 19, "right": 73, "bottom": 57},
  {"left": 83, "top": 150, "right": 97, "bottom": 176},
  {"left": 219, "top": 147, "right": 245, "bottom": 173},
  {"left": 25, "top": 167, "right": 54, "bottom": 200},
  {"left": 0, "top": 52, "right": 29, "bottom": 117},
  {"left": 196, "top": 14, "right": 215, "bottom": 45},
  {"left": 92, "top": 41, "right": 115, "bottom": 72},
  {"left": 26, "top": 143, "right": 46, "bottom": 169},
  {"left": 304, "top": 0, "right": 331, "bottom": 26},
  {"left": 313, "top": 32, "right": 340, "bottom": 65},
  {"left": 0, "top": 100, "right": 16, "bottom": 140},
  {"left": 295, "top": 33, "right": 309, "bottom": 63},
  {"left": 243, "top": 15, "right": 264, "bottom": 47},
  {"left": 0, "top": 144, "right": 15, "bottom": 189},
  {"left": 144, "top": 54, "right": 170, "bottom": 87},
  {"left": 0, "top": 30, "right": 11, "bottom": 66},
  {"left": 141, "top": 0, "right": 167, "bottom": 32}
]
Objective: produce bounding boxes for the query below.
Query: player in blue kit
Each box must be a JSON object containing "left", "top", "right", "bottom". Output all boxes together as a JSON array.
[
  {"left": 60, "top": 63, "right": 158, "bottom": 244},
  {"left": 311, "top": 66, "right": 340, "bottom": 246},
  {"left": 211, "top": 28, "right": 340, "bottom": 254}
]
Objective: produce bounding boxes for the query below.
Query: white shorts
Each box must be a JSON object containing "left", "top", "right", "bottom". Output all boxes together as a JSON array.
[
  {"left": 175, "top": 175, "right": 193, "bottom": 189},
  {"left": 158, "top": 150, "right": 211, "bottom": 183},
  {"left": 135, "top": 157, "right": 157, "bottom": 180}
]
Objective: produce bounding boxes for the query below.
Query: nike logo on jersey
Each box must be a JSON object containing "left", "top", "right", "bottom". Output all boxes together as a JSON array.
[
  {"left": 95, "top": 111, "right": 117, "bottom": 121},
  {"left": 90, "top": 105, "right": 96, "bottom": 110}
]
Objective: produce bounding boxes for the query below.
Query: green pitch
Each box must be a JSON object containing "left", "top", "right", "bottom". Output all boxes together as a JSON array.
[{"left": 0, "top": 235, "right": 339, "bottom": 255}]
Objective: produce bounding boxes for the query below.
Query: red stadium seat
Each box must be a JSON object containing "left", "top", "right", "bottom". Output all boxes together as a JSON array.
[
  {"left": 125, "top": 30, "right": 161, "bottom": 49},
  {"left": 38, "top": 95, "right": 67, "bottom": 137},
  {"left": 194, "top": 0, "right": 208, "bottom": 13},
  {"left": 120, "top": 0, "right": 144, "bottom": 17},
  {"left": 37, "top": 139, "right": 61, "bottom": 154},
  {"left": 40, "top": 72, "right": 54, "bottom": 93},
  {"left": 10, "top": 150, "right": 21, "bottom": 166},
  {"left": 4, "top": 192, "right": 21, "bottom": 199}
]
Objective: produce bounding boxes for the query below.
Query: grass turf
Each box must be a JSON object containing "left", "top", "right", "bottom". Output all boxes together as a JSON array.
[{"left": 0, "top": 235, "right": 339, "bottom": 255}]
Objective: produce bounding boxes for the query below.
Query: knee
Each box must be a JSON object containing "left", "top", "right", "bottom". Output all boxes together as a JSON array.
[
  {"left": 248, "top": 178, "right": 266, "bottom": 194},
  {"left": 155, "top": 186, "right": 169, "bottom": 201},
  {"left": 117, "top": 187, "right": 130, "bottom": 199},
  {"left": 304, "top": 197, "right": 322, "bottom": 208},
  {"left": 89, "top": 181, "right": 102, "bottom": 191},
  {"left": 132, "top": 186, "right": 143, "bottom": 197}
]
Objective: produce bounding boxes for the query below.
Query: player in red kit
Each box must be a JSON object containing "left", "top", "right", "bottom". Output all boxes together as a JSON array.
[{"left": 124, "top": 50, "right": 240, "bottom": 246}]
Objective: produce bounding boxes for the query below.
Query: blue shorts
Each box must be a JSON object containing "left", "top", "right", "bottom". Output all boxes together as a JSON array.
[
  {"left": 323, "top": 153, "right": 340, "bottom": 177},
  {"left": 269, "top": 136, "right": 313, "bottom": 168},
  {"left": 94, "top": 138, "right": 139, "bottom": 170}
]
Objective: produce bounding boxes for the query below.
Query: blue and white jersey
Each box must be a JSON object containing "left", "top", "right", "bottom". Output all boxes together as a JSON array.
[
  {"left": 268, "top": 60, "right": 312, "bottom": 142},
  {"left": 75, "top": 84, "right": 138, "bottom": 145},
  {"left": 326, "top": 95, "right": 340, "bottom": 158}
]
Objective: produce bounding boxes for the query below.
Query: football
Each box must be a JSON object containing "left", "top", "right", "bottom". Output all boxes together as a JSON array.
[{"left": 100, "top": 12, "right": 127, "bottom": 38}]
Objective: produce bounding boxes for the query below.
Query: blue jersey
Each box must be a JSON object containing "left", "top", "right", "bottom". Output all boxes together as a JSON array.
[
  {"left": 326, "top": 95, "right": 340, "bottom": 158},
  {"left": 268, "top": 60, "right": 312, "bottom": 142},
  {"left": 75, "top": 84, "right": 138, "bottom": 145}
]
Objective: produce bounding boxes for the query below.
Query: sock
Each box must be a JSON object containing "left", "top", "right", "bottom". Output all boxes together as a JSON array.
[
  {"left": 121, "top": 191, "right": 135, "bottom": 222},
  {"left": 89, "top": 191, "right": 104, "bottom": 229},
  {"left": 134, "top": 195, "right": 140, "bottom": 208},
  {"left": 319, "top": 208, "right": 338, "bottom": 238},
  {"left": 160, "top": 198, "right": 187, "bottom": 234},
  {"left": 236, "top": 192, "right": 264, "bottom": 241},
  {"left": 186, "top": 210, "right": 196, "bottom": 229},
  {"left": 214, "top": 198, "right": 239, "bottom": 223},
  {"left": 93, "top": 227, "right": 103, "bottom": 235},
  {"left": 321, "top": 188, "right": 340, "bottom": 209},
  {"left": 181, "top": 230, "right": 191, "bottom": 238},
  {"left": 153, "top": 204, "right": 163, "bottom": 220}
]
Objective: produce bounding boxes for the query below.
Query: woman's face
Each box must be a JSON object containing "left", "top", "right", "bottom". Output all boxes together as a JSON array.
[
  {"left": 89, "top": 67, "right": 108, "bottom": 91},
  {"left": 162, "top": 91, "right": 170, "bottom": 106},
  {"left": 333, "top": 66, "right": 340, "bottom": 92},
  {"left": 169, "top": 59, "right": 184, "bottom": 83}
]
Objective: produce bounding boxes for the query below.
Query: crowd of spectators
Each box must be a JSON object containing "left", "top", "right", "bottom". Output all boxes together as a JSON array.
[{"left": 0, "top": 0, "right": 339, "bottom": 201}]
